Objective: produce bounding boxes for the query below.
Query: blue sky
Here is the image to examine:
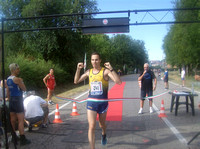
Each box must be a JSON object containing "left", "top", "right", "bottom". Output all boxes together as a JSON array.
[{"left": 96, "top": 0, "right": 175, "bottom": 60}]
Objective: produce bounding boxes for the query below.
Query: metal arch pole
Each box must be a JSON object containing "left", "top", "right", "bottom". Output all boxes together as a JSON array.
[
  {"left": 187, "top": 132, "right": 200, "bottom": 145},
  {"left": 1, "top": 17, "right": 9, "bottom": 149}
]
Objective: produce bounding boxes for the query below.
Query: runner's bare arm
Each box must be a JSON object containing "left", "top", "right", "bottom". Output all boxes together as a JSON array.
[
  {"left": 104, "top": 62, "right": 122, "bottom": 85},
  {"left": 74, "top": 63, "right": 89, "bottom": 84},
  {"left": 138, "top": 70, "right": 146, "bottom": 81},
  {"left": 14, "top": 77, "right": 27, "bottom": 91},
  {"left": 153, "top": 77, "right": 157, "bottom": 91},
  {"left": 6, "top": 86, "right": 9, "bottom": 101},
  {"left": 6, "top": 88, "right": 10, "bottom": 100},
  {"left": 54, "top": 79, "right": 56, "bottom": 87},
  {"left": 43, "top": 74, "right": 49, "bottom": 87}
]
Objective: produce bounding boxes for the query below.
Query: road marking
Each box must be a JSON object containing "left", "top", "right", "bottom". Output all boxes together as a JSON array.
[
  {"left": 49, "top": 80, "right": 190, "bottom": 145},
  {"left": 153, "top": 104, "right": 187, "bottom": 145},
  {"left": 49, "top": 91, "right": 88, "bottom": 116},
  {"left": 163, "top": 80, "right": 200, "bottom": 144}
]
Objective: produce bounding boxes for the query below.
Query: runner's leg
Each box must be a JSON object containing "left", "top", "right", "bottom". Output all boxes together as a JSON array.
[
  {"left": 99, "top": 112, "right": 107, "bottom": 135},
  {"left": 148, "top": 91, "right": 153, "bottom": 107},
  {"left": 149, "top": 100, "right": 153, "bottom": 107},
  {"left": 99, "top": 112, "right": 108, "bottom": 145},
  {"left": 140, "top": 100, "right": 144, "bottom": 108},
  {"left": 47, "top": 89, "right": 54, "bottom": 103},
  {"left": 10, "top": 112, "right": 17, "bottom": 131},
  {"left": 49, "top": 89, "right": 53, "bottom": 100},
  {"left": 16, "top": 113, "right": 25, "bottom": 135},
  {"left": 47, "top": 88, "right": 51, "bottom": 101},
  {"left": 87, "top": 110, "right": 97, "bottom": 149}
]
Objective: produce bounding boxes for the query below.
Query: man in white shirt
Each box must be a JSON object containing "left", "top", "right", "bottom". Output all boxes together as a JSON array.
[
  {"left": 23, "top": 93, "right": 49, "bottom": 131},
  {"left": 181, "top": 68, "right": 185, "bottom": 87}
]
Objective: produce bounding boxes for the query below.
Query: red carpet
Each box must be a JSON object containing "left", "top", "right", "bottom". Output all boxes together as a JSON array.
[
  {"left": 106, "top": 82, "right": 125, "bottom": 121},
  {"left": 97, "top": 82, "right": 125, "bottom": 121}
]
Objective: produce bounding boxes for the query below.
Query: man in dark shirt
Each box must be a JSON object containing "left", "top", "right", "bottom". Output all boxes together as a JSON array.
[{"left": 138, "top": 63, "right": 157, "bottom": 114}]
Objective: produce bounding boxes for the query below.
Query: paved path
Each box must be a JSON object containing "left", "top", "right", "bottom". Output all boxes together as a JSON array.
[{"left": 8, "top": 74, "right": 200, "bottom": 149}]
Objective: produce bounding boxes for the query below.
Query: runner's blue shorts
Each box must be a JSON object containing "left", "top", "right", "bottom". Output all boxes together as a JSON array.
[
  {"left": 87, "top": 101, "right": 108, "bottom": 114},
  {"left": 9, "top": 96, "right": 24, "bottom": 113}
]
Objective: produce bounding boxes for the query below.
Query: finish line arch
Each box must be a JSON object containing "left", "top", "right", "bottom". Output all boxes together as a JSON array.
[{"left": 1, "top": 8, "right": 200, "bottom": 148}]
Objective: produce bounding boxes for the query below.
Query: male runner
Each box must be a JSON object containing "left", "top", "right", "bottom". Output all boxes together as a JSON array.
[{"left": 74, "top": 52, "right": 121, "bottom": 149}]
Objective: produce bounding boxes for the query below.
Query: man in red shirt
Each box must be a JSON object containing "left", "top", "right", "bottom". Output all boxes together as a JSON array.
[{"left": 43, "top": 68, "right": 56, "bottom": 105}]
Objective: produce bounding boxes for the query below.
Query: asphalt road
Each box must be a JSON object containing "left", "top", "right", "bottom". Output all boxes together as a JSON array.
[{"left": 8, "top": 74, "right": 200, "bottom": 149}]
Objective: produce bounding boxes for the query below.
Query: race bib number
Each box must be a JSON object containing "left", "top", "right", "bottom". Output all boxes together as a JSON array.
[{"left": 91, "top": 81, "right": 103, "bottom": 95}]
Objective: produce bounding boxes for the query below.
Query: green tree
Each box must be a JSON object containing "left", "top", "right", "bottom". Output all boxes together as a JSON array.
[
  {"left": 0, "top": 0, "right": 98, "bottom": 78},
  {"left": 163, "top": 0, "right": 200, "bottom": 74},
  {"left": 85, "top": 34, "right": 148, "bottom": 74},
  {"left": 110, "top": 34, "right": 148, "bottom": 73}
]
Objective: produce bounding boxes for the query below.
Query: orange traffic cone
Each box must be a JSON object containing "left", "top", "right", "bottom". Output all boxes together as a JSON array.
[
  {"left": 70, "top": 102, "right": 80, "bottom": 116},
  {"left": 158, "top": 99, "right": 167, "bottom": 118},
  {"left": 53, "top": 104, "right": 63, "bottom": 123}
]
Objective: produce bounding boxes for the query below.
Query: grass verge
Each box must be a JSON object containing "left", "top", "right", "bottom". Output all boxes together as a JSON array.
[{"left": 166, "top": 71, "right": 200, "bottom": 92}]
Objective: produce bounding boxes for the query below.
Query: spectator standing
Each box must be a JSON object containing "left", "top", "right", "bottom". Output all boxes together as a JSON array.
[
  {"left": 138, "top": 63, "right": 157, "bottom": 114},
  {"left": 7, "top": 63, "right": 31, "bottom": 145},
  {"left": 181, "top": 68, "right": 185, "bottom": 87},
  {"left": 163, "top": 69, "right": 169, "bottom": 89},
  {"left": 43, "top": 68, "right": 56, "bottom": 105}
]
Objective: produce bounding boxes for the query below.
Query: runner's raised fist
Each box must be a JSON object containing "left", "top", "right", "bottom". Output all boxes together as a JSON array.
[
  {"left": 77, "top": 63, "right": 84, "bottom": 69},
  {"left": 104, "top": 62, "right": 113, "bottom": 70}
]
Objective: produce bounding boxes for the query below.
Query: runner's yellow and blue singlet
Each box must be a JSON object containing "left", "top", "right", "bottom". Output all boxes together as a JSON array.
[
  {"left": 87, "top": 67, "right": 109, "bottom": 113},
  {"left": 88, "top": 67, "right": 108, "bottom": 99}
]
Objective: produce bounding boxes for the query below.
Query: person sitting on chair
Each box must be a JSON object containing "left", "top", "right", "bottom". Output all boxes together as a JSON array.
[{"left": 23, "top": 91, "right": 49, "bottom": 131}]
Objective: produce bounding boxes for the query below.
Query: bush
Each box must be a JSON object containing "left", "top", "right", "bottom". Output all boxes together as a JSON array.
[{"left": 4, "top": 54, "right": 70, "bottom": 90}]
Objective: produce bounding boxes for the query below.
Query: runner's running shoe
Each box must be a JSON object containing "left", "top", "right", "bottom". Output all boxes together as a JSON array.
[{"left": 101, "top": 134, "right": 107, "bottom": 146}]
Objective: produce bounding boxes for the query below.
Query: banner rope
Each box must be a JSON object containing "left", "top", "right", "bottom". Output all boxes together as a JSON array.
[{"left": 54, "top": 90, "right": 170, "bottom": 103}]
